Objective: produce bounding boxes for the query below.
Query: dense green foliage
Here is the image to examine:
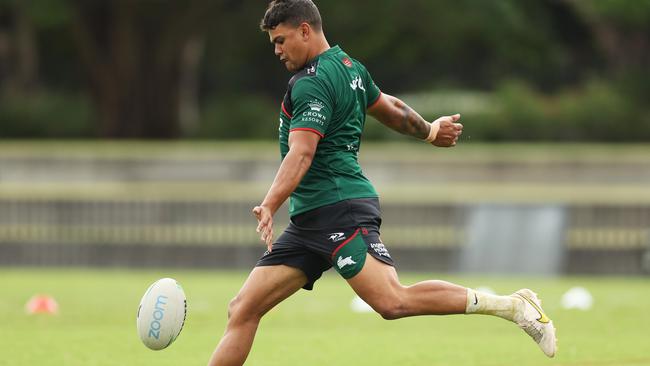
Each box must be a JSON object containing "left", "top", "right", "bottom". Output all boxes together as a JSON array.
[
  {"left": 0, "top": 0, "right": 648, "bottom": 140},
  {"left": 1, "top": 269, "right": 649, "bottom": 365}
]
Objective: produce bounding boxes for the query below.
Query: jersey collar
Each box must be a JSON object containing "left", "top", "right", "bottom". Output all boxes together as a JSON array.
[{"left": 305, "top": 45, "right": 341, "bottom": 66}]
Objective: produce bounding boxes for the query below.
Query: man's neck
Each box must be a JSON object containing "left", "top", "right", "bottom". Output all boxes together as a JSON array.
[{"left": 307, "top": 37, "right": 331, "bottom": 61}]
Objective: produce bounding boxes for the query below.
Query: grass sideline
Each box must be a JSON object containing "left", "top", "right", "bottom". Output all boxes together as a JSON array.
[{"left": 1, "top": 269, "right": 648, "bottom": 366}]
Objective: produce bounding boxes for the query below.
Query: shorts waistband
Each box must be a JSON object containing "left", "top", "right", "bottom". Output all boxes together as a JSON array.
[{"left": 290, "top": 198, "right": 381, "bottom": 230}]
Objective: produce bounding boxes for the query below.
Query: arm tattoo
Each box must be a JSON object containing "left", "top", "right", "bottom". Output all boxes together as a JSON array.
[{"left": 397, "top": 102, "right": 430, "bottom": 140}]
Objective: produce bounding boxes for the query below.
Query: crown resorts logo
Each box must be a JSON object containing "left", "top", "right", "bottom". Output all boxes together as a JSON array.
[{"left": 308, "top": 100, "right": 325, "bottom": 112}]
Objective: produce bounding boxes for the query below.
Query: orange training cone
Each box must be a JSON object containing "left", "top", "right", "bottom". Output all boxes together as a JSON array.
[{"left": 25, "top": 295, "right": 59, "bottom": 315}]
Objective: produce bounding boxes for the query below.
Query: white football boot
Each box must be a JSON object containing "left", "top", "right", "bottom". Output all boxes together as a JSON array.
[{"left": 512, "top": 289, "right": 557, "bottom": 358}]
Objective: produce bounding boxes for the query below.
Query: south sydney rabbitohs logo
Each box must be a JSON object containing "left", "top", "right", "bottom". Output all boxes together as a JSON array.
[
  {"left": 337, "top": 255, "right": 356, "bottom": 269},
  {"left": 328, "top": 232, "right": 346, "bottom": 242}
]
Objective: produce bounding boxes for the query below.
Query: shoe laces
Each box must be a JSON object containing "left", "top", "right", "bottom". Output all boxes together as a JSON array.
[{"left": 520, "top": 320, "right": 544, "bottom": 343}]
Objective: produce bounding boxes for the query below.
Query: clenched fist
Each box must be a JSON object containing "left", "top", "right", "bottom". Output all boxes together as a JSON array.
[{"left": 431, "top": 114, "right": 463, "bottom": 147}]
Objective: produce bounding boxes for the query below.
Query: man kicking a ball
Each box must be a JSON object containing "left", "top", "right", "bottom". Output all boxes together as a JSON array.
[{"left": 208, "top": 1, "right": 556, "bottom": 365}]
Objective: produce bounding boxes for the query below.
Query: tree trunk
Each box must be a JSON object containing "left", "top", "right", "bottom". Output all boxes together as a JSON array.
[
  {"left": 69, "top": 0, "right": 217, "bottom": 138},
  {"left": 178, "top": 37, "right": 204, "bottom": 136},
  {"left": 0, "top": 0, "right": 38, "bottom": 95}
]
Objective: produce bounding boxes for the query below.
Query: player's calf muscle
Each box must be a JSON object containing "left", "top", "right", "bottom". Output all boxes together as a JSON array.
[{"left": 404, "top": 280, "right": 468, "bottom": 315}]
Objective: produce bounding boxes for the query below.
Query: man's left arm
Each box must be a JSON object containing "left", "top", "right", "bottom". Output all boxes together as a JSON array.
[{"left": 367, "top": 93, "right": 463, "bottom": 147}]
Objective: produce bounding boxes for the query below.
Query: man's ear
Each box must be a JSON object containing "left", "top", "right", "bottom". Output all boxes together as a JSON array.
[{"left": 300, "top": 23, "right": 310, "bottom": 40}]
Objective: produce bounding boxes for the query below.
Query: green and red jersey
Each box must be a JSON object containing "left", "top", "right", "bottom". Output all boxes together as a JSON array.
[{"left": 278, "top": 45, "right": 382, "bottom": 216}]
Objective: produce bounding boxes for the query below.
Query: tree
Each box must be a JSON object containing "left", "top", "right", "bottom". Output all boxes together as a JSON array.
[
  {"left": 565, "top": 0, "right": 650, "bottom": 73},
  {"left": 69, "top": 0, "right": 223, "bottom": 138}
]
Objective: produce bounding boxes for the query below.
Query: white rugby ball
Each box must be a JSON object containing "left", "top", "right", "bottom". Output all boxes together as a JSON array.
[{"left": 136, "top": 278, "right": 187, "bottom": 350}]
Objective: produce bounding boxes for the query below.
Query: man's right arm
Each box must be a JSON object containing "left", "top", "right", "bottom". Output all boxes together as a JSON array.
[
  {"left": 367, "top": 93, "right": 463, "bottom": 147},
  {"left": 253, "top": 130, "right": 320, "bottom": 250}
]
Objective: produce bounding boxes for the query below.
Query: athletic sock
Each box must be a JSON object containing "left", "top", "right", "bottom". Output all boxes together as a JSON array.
[{"left": 465, "top": 288, "right": 523, "bottom": 322}]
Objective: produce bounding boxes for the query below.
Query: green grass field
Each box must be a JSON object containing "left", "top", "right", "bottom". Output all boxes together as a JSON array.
[{"left": 1, "top": 269, "right": 649, "bottom": 366}]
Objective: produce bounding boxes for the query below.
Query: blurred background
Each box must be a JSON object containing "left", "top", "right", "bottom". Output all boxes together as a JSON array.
[{"left": 1, "top": 0, "right": 649, "bottom": 275}]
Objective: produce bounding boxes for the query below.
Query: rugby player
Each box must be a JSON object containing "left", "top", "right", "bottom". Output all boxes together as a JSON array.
[{"left": 208, "top": 1, "right": 556, "bottom": 364}]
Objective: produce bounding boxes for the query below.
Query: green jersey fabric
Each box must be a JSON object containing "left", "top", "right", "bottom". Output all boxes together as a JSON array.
[{"left": 279, "top": 45, "right": 382, "bottom": 216}]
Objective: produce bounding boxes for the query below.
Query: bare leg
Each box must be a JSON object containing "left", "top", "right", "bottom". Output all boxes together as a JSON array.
[
  {"left": 348, "top": 254, "right": 556, "bottom": 357},
  {"left": 208, "top": 265, "right": 307, "bottom": 366},
  {"left": 347, "top": 254, "right": 468, "bottom": 319}
]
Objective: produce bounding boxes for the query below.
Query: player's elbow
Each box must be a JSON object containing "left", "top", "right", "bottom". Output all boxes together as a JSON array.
[
  {"left": 298, "top": 147, "right": 316, "bottom": 162},
  {"left": 290, "top": 145, "right": 316, "bottom": 167}
]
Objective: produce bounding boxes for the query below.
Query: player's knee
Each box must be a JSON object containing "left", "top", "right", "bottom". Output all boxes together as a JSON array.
[
  {"left": 373, "top": 298, "right": 407, "bottom": 320},
  {"left": 227, "top": 295, "right": 260, "bottom": 324},
  {"left": 226, "top": 296, "right": 240, "bottom": 319}
]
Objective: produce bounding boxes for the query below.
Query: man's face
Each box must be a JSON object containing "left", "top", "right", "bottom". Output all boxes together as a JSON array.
[{"left": 268, "top": 23, "right": 309, "bottom": 72}]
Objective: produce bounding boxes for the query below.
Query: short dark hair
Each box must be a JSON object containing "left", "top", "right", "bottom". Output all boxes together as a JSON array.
[{"left": 260, "top": 0, "right": 322, "bottom": 32}]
